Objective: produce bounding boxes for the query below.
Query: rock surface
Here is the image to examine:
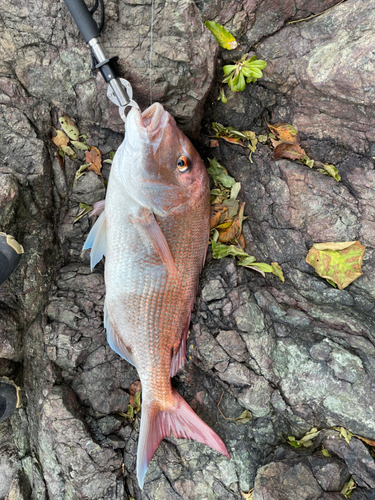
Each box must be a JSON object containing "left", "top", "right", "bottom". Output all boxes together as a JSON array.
[{"left": 1, "top": 0, "right": 375, "bottom": 499}]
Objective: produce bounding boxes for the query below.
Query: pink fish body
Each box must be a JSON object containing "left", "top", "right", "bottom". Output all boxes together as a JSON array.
[{"left": 84, "top": 103, "right": 229, "bottom": 487}]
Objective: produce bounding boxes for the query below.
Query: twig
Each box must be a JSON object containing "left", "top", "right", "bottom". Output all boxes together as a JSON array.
[
  {"left": 217, "top": 391, "right": 236, "bottom": 421},
  {"left": 288, "top": 0, "right": 345, "bottom": 24}
]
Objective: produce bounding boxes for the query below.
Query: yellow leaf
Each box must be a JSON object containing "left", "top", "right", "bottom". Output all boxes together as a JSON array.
[
  {"left": 204, "top": 21, "right": 238, "bottom": 50},
  {"left": 306, "top": 242, "right": 365, "bottom": 290},
  {"left": 59, "top": 115, "right": 80, "bottom": 140}
]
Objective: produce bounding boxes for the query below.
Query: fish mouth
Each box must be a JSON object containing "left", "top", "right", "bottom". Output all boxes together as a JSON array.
[{"left": 133, "top": 103, "right": 169, "bottom": 136}]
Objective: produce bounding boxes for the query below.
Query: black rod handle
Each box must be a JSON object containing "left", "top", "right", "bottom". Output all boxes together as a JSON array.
[{"left": 64, "top": 0, "right": 100, "bottom": 43}]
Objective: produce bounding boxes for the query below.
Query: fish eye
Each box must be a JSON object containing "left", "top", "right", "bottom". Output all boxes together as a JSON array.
[{"left": 176, "top": 156, "right": 190, "bottom": 173}]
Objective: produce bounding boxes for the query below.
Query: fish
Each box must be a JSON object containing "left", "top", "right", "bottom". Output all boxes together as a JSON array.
[{"left": 83, "top": 102, "right": 229, "bottom": 488}]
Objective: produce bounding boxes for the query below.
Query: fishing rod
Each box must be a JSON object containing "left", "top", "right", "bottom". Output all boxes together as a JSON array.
[{"left": 63, "top": 0, "right": 138, "bottom": 121}]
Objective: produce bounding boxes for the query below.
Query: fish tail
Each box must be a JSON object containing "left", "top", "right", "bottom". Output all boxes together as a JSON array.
[{"left": 136, "top": 388, "right": 229, "bottom": 489}]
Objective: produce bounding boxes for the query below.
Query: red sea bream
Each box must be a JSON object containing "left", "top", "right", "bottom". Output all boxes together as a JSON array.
[{"left": 83, "top": 103, "right": 229, "bottom": 488}]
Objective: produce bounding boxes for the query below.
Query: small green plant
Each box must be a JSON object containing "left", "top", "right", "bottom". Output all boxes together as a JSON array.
[{"left": 223, "top": 54, "right": 267, "bottom": 92}]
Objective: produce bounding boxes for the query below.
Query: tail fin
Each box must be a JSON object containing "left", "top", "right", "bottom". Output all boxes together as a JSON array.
[{"left": 137, "top": 388, "right": 229, "bottom": 488}]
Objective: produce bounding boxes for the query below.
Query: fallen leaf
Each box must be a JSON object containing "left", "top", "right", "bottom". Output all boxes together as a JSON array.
[
  {"left": 321, "top": 163, "right": 341, "bottom": 181},
  {"left": 210, "top": 139, "right": 219, "bottom": 148},
  {"left": 230, "top": 182, "right": 241, "bottom": 200},
  {"left": 85, "top": 146, "right": 102, "bottom": 176},
  {"left": 204, "top": 21, "right": 238, "bottom": 50},
  {"left": 235, "top": 410, "right": 252, "bottom": 424},
  {"left": 211, "top": 241, "right": 248, "bottom": 259},
  {"left": 238, "top": 233, "right": 246, "bottom": 249},
  {"left": 241, "top": 489, "right": 254, "bottom": 500},
  {"left": 306, "top": 242, "right": 365, "bottom": 290},
  {"left": 353, "top": 434, "right": 375, "bottom": 447},
  {"left": 207, "top": 158, "right": 236, "bottom": 188},
  {"left": 71, "top": 140, "right": 89, "bottom": 151},
  {"left": 59, "top": 114, "right": 79, "bottom": 140},
  {"left": 51, "top": 129, "right": 69, "bottom": 147},
  {"left": 129, "top": 381, "right": 142, "bottom": 413},
  {"left": 218, "top": 219, "right": 241, "bottom": 244},
  {"left": 274, "top": 142, "right": 306, "bottom": 161},
  {"left": 341, "top": 477, "right": 356, "bottom": 498},
  {"left": 267, "top": 122, "right": 299, "bottom": 144},
  {"left": 60, "top": 145, "right": 77, "bottom": 159},
  {"left": 257, "top": 134, "right": 268, "bottom": 143},
  {"left": 223, "top": 198, "right": 239, "bottom": 218},
  {"left": 74, "top": 164, "right": 90, "bottom": 184},
  {"left": 210, "top": 204, "right": 228, "bottom": 229},
  {"left": 271, "top": 262, "right": 285, "bottom": 283},
  {"left": 334, "top": 426, "right": 353, "bottom": 445},
  {"left": 322, "top": 447, "right": 331, "bottom": 457},
  {"left": 73, "top": 203, "right": 93, "bottom": 224}
]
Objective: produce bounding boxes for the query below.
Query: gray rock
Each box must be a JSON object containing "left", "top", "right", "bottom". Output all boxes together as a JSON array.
[
  {"left": 253, "top": 460, "right": 323, "bottom": 500},
  {"left": 323, "top": 435, "right": 375, "bottom": 489}
]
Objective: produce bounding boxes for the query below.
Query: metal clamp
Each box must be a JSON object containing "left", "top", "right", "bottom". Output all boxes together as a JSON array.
[{"left": 107, "top": 78, "right": 139, "bottom": 123}]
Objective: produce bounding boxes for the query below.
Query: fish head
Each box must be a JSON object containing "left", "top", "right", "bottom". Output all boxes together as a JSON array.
[{"left": 122, "top": 103, "right": 209, "bottom": 216}]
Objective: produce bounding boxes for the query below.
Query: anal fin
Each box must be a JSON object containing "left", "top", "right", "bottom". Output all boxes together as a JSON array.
[{"left": 104, "top": 302, "right": 136, "bottom": 367}]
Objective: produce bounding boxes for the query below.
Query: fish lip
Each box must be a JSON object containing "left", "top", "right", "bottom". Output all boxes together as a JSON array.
[{"left": 133, "top": 103, "right": 169, "bottom": 135}]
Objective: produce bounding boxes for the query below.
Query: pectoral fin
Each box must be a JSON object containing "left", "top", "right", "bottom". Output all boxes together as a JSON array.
[
  {"left": 82, "top": 211, "right": 107, "bottom": 271},
  {"left": 136, "top": 210, "right": 179, "bottom": 281}
]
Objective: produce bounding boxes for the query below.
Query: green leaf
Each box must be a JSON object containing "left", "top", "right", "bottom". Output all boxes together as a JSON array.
[
  {"left": 237, "top": 71, "right": 246, "bottom": 91},
  {"left": 322, "top": 163, "right": 341, "bottom": 181},
  {"left": 207, "top": 158, "right": 236, "bottom": 188},
  {"left": 334, "top": 426, "right": 353, "bottom": 445},
  {"left": 326, "top": 278, "right": 337, "bottom": 288},
  {"left": 60, "top": 145, "right": 77, "bottom": 159},
  {"left": 306, "top": 241, "right": 365, "bottom": 290},
  {"left": 211, "top": 241, "right": 249, "bottom": 259},
  {"left": 70, "top": 141, "right": 89, "bottom": 151},
  {"left": 235, "top": 410, "right": 252, "bottom": 424},
  {"left": 134, "top": 391, "right": 141, "bottom": 413},
  {"left": 103, "top": 159, "right": 113, "bottom": 164},
  {"left": 302, "top": 156, "right": 315, "bottom": 168},
  {"left": 223, "top": 64, "right": 237, "bottom": 75},
  {"left": 322, "top": 447, "right": 331, "bottom": 457},
  {"left": 73, "top": 203, "right": 93, "bottom": 224},
  {"left": 257, "top": 135, "right": 268, "bottom": 143},
  {"left": 241, "top": 261, "right": 273, "bottom": 273},
  {"left": 230, "top": 182, "right": 241, "bottom": 200},
  {"left": 223, "top": 198, "right": 239, "bottom": 218},
  {"left": 238, "top": 255, "right": 257, "bottom": 266},
  {"left": 74, "top": 164, "right": 90, "bottom": 183},
  {"left": 271, "top": 262, "right": 285, "bottom": 283},
  {"left": 204, "top": 21, "right": 238, "bottom": 50},
  {"left": 217, "top": 88, "right": 227, "bottom": 104}
]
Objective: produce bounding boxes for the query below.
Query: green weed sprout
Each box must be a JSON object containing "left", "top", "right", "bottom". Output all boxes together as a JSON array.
[{"left": 223, "top": 54, "right": 267, "bottom": 92}]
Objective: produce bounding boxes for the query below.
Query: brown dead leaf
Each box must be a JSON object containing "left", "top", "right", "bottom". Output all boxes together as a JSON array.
[
  {"left": 210, "top": 204, "right": 229, "bottom": 229},
  {"left": 51, "top": 129, "right": 69, "bottom": 147},
  {"left": 274, "top": 143, "right": 306, "bottom": 161},
  {"left": 210, "top": 139, "right": 219, "bottom": 148},
  {"left": 270, "top": 137, "right": 282, "bottom": 149},
  {"left": 85, "top": 146, "right": 102, "bottom": 176},
  {"left": 129, "top": 380, "right": 142, "bottom": 408},
  {"left": 353, "top": 434, "right": 375, "bottom": 447},
  {"left": 218, "top": 218, "right": 241, "bottom": 243},
  {"left": 221, "top": 136, "right": 245, "bottom": 146},
  {"left": 267, "top": 122, "right": 299, "bottom": 144},
  {"left": 238, "top": 233, "right": 246, "bottom": 249}
]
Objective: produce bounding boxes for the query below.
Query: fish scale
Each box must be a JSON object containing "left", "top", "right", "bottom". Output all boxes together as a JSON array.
[{"left": 83, "top": 102, "right": 229, "bottom": 488}]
